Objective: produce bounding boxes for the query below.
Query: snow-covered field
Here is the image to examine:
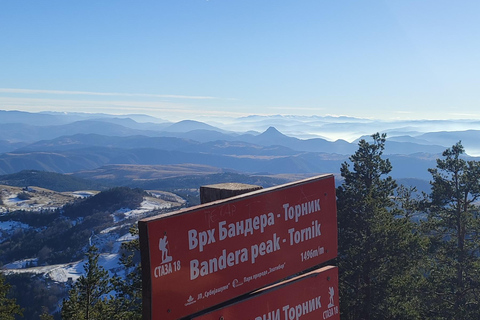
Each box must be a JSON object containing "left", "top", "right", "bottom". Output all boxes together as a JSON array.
[
  {"left": 3, "top": 253, "right": 122, "bottom": 283},
  {"left": 0, "top": 188, "right": 185, "bottom": 285},
  {"left": 0, "top": 185, "right": 77, "bottom": 213},
  {"left": 68, "top": 191, "right": 97, "bottom": 198},
  {"left": 112, "top": 195, "right": 184, "bottom": 223},
  {"left": 3, "top": 258, "right": 38, "bottom": 269}
]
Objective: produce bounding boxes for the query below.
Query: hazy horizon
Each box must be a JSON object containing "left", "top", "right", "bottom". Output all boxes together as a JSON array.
[{"left": 2, "top": 108, "right": 480, "bottom": 151}]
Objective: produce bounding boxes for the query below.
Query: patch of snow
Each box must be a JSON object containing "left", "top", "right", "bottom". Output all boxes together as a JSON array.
[
  {"left": 112, "top": 232, "right": 138, "bottom": 253},
  {"left": 6, "top": 195, "right": 23, "bottom": 204},
  {"left": 141, "top": 200, "right": 158, "bottom": 210},
  {"left": 3, "top": 253, "right": 123, "bottom": 283},
  {"left": 100, "top": 253, "right": 121, "bottom": 272},
  {"left": 3, "top": 258, "right": 38, "bottom": 269},
  {"left": 112, "top": 200, "right": 168, "bottom": 223},
  {"left": 48, "top": 262, "right": 85, "bottom": 282},
  {"left": 117, "top": 233, "right": 138, "bottom": 243},
  {"left": 100, "top": 225, "right": 122, "bottom": 234},
  {"left": 70, "top": 191, "right": 95, "bottom": 198},
  {"left": 114, "top": 207, "right": 132, "bottom": 214},
  {"left": 51, "top": 254, "right": 121, "bottom": 282},
  {"left": 147, "top": 191, "right": 186, "bottom": 204},
  {"left": 2, "top": 263, "right": 81, "bottom": 282}
]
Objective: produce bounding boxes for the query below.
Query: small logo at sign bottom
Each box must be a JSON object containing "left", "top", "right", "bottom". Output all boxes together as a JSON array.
[
  {"left": 185, "top": 295, "right": 196, "bottom": 306},
  {"left": 232, "top": 279, "right": 243, "bottom": 288}
]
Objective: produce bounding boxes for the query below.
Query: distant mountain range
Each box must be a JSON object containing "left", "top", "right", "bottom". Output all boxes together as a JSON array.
[{"left": 1, "top": 109, "right": 479, "bottom": 185}]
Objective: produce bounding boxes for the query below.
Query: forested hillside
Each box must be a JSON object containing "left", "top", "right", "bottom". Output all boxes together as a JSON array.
[{"left": 0, "top": 170, "right": 103, "bottom": 192}]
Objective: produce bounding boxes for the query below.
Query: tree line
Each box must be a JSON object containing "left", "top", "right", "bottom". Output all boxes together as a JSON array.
[
  {"left": 2, "top": 133, "right": 480, "bottom": 319},
  {"left": 337, "top": 133, "right": 480, "bottom": 319}
]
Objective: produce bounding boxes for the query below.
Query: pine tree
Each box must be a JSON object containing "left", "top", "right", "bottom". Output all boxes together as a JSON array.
[
  {"left": 336, "top": 133, "right": 424, "bottom": 320},
  {"left": 62, "top": 245, "right": 113, "bottom": 320},
  {"left": 422, "top": 142, "right": 480, "bottom": 319},
  {"left": 39, "top": 307, "right": 55, "bottom": 320},
  {"left": 0, "top": 274, "right": 23, "bottom": 320},
  {"left": 109, "top": 225, "right": 142, "bottom": 320}
]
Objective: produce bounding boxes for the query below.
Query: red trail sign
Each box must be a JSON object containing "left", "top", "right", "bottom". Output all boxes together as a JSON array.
[
  {"left": 139, "top": 174, "right": 337, "bottom": 320},
  {"left": 192, "top": 266, "right": 340, "bottom": 320}
]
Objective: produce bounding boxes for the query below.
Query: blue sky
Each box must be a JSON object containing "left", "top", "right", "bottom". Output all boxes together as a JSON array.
[{"left": 1, "top": 0, "right": 479, "bottom": 121}]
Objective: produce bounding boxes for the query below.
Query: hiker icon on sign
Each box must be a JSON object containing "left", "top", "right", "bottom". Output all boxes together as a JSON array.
[
  {"left": 328, "top": 287, "right": 335, "bottom": 308},
  {"left": 159, "top": 235, "right": 173, "bottom": 264}
]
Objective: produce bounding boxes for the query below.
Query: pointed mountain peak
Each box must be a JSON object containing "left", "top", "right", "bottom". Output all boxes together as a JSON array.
[{"left": 260, "top": 126, "right": 285, "bottom": 137}]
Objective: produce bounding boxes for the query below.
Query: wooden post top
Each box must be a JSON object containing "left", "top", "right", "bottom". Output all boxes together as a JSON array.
[{"left": 200, "top": 183, "right": 263, "bottom": 204}]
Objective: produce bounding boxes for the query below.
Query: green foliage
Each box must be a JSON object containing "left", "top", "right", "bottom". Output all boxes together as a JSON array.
[
  {"left": 16, "top": 191, "right": 31, "bottom": 201},
  {"left": 0, "top": 214, "right": 84, "bottom": 264},
  {"left": 0, "top": 210, "right": 59, "bottom": 228},
  {"left": 336, "top": 133, "right": 425, "bottom": 320},
  {"left": 109, "top": 225, "right": 142, "bottom": 320},
  {"left": 7, "top": 273, "right": 64, "bottom": 320},
  {"left": 337, "top": 139, "right": 480, "bottom": 319},
  {"left": 0, "top": 274, "right": 23, "bottom": 320},
  {"left": 63, "top": 187, "right": 146, "bottom": 218},
  {"left": 421, "top": 142, "right": 480, "bottom": 319},
  {"left": 39, "top": 309, "right": 55, "bottom": 320},
  {"left": 61, "top": 227, "right": 143, "bottom": 320},
  {"left": 62, "top": 246, "right": 113, "bottom": 320}
]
